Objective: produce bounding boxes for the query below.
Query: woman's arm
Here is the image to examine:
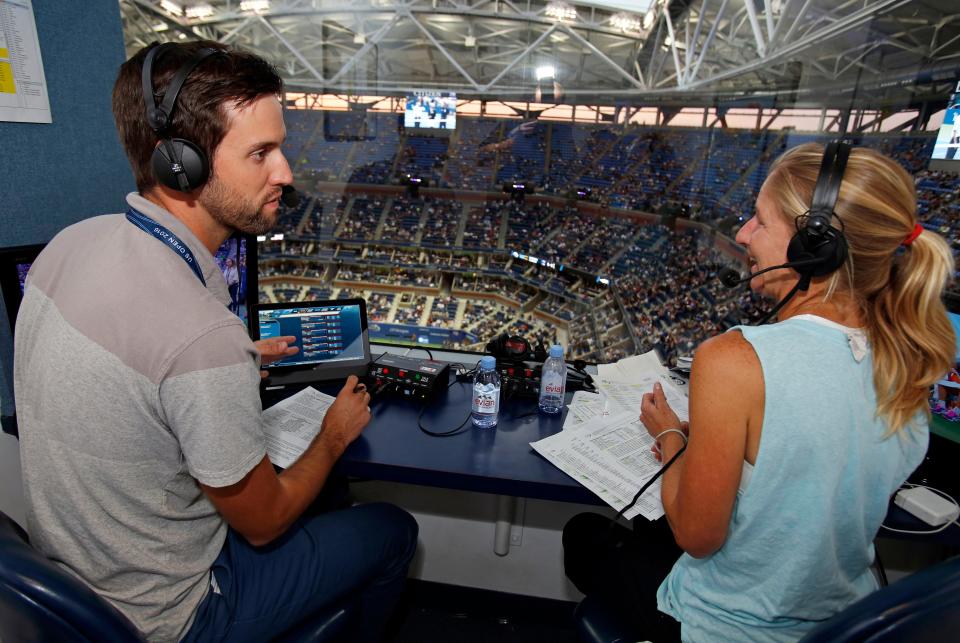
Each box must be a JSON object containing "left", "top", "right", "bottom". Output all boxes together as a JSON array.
[{"left": 642, "top": 331, "right": 763, "bottom": 557}]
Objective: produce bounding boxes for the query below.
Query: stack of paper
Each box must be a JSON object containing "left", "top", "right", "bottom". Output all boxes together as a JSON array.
[
  {"left": 261, "top": 387, "right": 336, "bottom": 468},
  {"left": 531, "top": 351, "right": 690, "bottom": 520},
  {"left": 563, "top": 351, "right": 688, "bottom": 431}
]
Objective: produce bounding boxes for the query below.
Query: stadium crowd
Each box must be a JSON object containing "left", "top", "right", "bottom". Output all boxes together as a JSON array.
[{"left": 252, "top": 115, "right": 957, "bottom": 363}]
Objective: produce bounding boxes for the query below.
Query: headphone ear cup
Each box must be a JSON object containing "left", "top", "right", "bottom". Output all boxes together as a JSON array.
[
  {"left": 812, "top": 229, "right": 847, "bottom": 276},
  {"left": 152, "top": 138, "right": 209, "bottom": 192},
  {"left": 486, "top": 333, "right": 506, "bottom": 356},
  {"left": 787, "top": 226, "right": 848, "bottom": 277},
  {"left": 786, "top": 231, "right": 813, "bottom": 265}
]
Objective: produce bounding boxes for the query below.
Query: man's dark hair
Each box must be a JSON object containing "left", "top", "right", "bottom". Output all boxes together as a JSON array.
[{"left": 112, "top": 40, "right": 283, "bottom": 193}]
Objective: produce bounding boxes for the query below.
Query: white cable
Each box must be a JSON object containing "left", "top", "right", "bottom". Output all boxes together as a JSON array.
[{"left": 880, "top": 483, "right": 960, "bottom": 535}]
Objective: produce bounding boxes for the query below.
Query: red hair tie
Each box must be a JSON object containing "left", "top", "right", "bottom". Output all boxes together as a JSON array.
[{"left": 902, "top": 223, "right": 923, "bottom": 247}]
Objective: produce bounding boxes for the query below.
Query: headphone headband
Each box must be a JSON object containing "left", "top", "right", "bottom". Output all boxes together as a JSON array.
[
  {"left": 140, "top": 42, "right": 224, "bottom": 192},
  {"left": 785, "top": 140, "right": 852, "bottom": 289},
  {"left": 808, "top": 140, "right": 851, "bottom": 218},
  {"left": 142, "top": 43, "right": 223, "bottom": 133}
]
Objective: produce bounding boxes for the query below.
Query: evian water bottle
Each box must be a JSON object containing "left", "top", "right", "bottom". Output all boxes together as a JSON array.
[
  {"left": 538, "top": 344, "right": 567, "bottom": 414},
  {"left": 472, "top": 356, "right": 501, "bottom": 428}
]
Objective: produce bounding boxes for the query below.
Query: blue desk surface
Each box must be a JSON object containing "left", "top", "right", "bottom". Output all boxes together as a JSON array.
[
  {"left": 328, "top": 381, "right": 601, "bottom": 505},
  {"left": 265, "top": 379, "right": 960, "bottom": 548}
]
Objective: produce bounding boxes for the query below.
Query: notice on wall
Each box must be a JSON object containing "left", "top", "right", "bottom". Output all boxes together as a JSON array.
[{"left": 0, "top": 0, "right": 50, "bottom": 123}]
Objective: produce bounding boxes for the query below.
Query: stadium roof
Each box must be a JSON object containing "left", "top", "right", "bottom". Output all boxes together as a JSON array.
[{"left": 120, "top": 0, "right": 960, "bottom": 109}]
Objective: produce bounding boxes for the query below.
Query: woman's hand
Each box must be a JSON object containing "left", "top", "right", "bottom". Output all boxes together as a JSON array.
[
  {"left": 639, "top": 381, "right": 683, "bottom": 437},
  {"left": 640, "top": 382, "right": 687, "bottom": 460},
  {"left": 254, "top": 336, "right": 299, "bottom": 378}
]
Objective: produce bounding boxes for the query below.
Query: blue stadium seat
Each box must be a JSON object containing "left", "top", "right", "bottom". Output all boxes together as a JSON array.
[{"left": 0, "top": 510, "right": 359, "bottom": 643}]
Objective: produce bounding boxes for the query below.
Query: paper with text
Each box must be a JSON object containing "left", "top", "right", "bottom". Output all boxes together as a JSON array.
[
  {"left": 595, "top": 350, "right": 669, "bottom": 382},
  {"left": 531, "top": 412, "right": 666, "bottom": 520},
  {"left": 597, "top": 377, "right": 689, "bottom": 423},
  {"left": 262, "top": 387, "right": 335, "bottom": 468},
  {"left": 563, "top": 391, "right": 606, "bottom": 430}
]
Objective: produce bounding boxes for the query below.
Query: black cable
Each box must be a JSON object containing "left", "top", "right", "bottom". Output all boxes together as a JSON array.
[
  {"left": 607, "top": 444, "right": 687, "bottom": 532},
  {"left": 757, "top": 279, "right": 803, "bottom": 325},
  {"left": 418, "top": 404, "right": 473, "bottom": 437}
]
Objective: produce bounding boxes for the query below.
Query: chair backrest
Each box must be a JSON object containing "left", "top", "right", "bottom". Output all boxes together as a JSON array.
[
  {"left": 800, "top": 555, "right": 960, "bottom": 642},
  {"left": 0, "top": 510, "right": 144, "bottom": 643}
]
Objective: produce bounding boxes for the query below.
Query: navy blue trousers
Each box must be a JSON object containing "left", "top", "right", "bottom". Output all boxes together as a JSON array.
[
  {"left": 563, "top": 512, "right": 682, "bottom": 642},
  {"left": 183, "top": 502, "right": 418, "bottom": 643}
]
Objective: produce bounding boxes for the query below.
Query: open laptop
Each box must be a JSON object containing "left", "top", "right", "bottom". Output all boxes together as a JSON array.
[{"left": 253, "top": 298, "right": 371, "bottom": 388}]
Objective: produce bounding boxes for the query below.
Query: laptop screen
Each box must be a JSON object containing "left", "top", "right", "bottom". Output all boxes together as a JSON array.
[
  {"left": 254, "top": 299, "right": 370, "bottom": 369},
  {"left": 0, "top": 243, "right": 46, "bottom": 336}
]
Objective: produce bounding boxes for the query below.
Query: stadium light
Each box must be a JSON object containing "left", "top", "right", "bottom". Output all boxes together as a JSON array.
[
  {"left": 152, "top": 22, "right": 169, "bottom": 32},
  {"left": 464, "top": 35, "right": 476, "bottom": 48},
  {"left": 610, "top": 12, "right": 643, "bottom": 34},
  {"left": 160, "top": 0, "right": 182, "bottom": 16},
  {"left": 536, "top": 65, "right": 556, "bottom": 81},
  {"left": 186, "top": 4, "right": 214, "bottom": 19},
  {"left": 354, "top": 33, "right": 366, "bottom": 44},
  {"left": 545, "top": 2, "right": 577, "bottom": 22},
  {"left": 643, "top": 10, "right": 656, "bottom": 30},
  {"left": 239, "top": 0, "right": 270, "bottom": 12}
]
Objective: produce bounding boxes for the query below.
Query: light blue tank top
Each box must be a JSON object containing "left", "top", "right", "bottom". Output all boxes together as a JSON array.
[{"left": 656, "top": 316, "right": 928, "bottom": 642}]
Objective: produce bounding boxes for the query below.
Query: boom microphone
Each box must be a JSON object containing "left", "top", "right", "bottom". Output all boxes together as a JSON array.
[
  {"left": 718, "top": 256, "right": 829, "bottom": 288},
  {"left": 719, "top": 266, "right": 746, "bottom": 288},
  {"left": 281, "top": 184, "right": 299, "bottom": 208}
]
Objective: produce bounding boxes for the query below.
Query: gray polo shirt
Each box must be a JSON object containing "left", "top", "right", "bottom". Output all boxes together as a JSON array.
[{"left": 14, "top": 193, "right": 266, "bottom": 641}]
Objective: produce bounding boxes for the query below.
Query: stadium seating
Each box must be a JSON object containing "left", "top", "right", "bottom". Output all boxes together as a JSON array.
[{"left": 270, "top": 112, "right": 955, "bottom": 363}]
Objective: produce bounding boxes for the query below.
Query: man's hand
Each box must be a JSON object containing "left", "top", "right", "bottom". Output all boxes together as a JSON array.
[
  {"left": 254, "top": 336, "right": 299, "bottom": 378},
  {"left": 200, "top": 375, "right": 372, "bottom": 547},
  {"left": 318, "top": 375, "right": 372, "bottom": 457}
]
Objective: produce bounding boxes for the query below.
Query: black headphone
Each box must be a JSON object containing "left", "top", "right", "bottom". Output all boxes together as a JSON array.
[
  {"left": 141, "top": 43, "right": 224, "bottom": 192},
  {"left": 785, "top": 140, "right": 851, "bottom": 290},
  {"left": 486, "top": 333, "right": 548, "bottom": 363}
]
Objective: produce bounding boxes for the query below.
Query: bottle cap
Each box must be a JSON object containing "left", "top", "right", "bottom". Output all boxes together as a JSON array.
[
  {"left": 549, "top": 344, "right": 563, "bottom": 359},
  {"left": 480, "top": 356, "right": 496, "bottom": 370}
]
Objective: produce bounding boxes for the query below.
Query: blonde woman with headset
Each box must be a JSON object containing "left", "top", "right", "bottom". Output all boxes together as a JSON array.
[{"left": 564, "top": 143, "right": 956, "bottom": 642}]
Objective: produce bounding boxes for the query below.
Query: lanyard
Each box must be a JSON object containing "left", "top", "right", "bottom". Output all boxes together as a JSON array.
[{"left": 125, "top": 208, "right": 206, "bottom": 287}]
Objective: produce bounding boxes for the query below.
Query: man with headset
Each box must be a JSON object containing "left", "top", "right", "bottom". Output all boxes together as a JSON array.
[{"left": 14, "top": 41, "right": 417, "bottom": 642}]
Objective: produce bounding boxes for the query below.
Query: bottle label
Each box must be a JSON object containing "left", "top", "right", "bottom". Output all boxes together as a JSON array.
[
  {"left": 541, "top": 374, "right": 565, "bottom": 397},
  {"left": 473, "top": 388, "right": 500, "bottom": 414}
]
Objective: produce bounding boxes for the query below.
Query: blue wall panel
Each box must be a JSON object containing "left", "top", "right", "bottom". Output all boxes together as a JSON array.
[{"left": 0, "top": 0, "right": 133, "bottom": 419}]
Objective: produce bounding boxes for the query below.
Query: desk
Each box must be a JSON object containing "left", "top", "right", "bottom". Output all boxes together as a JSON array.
[
  {"left": 294, "top": 381, "right": 602, "bottom": 505},
  {"left": 265, "top": 377, "right": 960, "bottom": 550}
]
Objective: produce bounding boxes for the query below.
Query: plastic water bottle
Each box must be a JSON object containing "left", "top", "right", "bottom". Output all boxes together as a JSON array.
[
  {"left": 472, "top": 356, "right": 501, "bottom": 428},
  {"left": 538, "top": 344, "right": 567, "bottom": 415}
]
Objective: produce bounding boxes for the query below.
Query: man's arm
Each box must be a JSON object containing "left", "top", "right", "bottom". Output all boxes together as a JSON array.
[{"left": 200, "top": 375, "right": 371, "bottom": 546}]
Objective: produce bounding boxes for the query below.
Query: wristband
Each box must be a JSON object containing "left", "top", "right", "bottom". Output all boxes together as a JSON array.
[{"left": 654, "top": 427, "right": 688, "bottom": 447}]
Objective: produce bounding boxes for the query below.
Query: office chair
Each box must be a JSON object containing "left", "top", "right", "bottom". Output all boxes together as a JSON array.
[
  {"left": 574, "top": 555, "right": 960, "bottom": 643},
  {"left": 799, "top": 554, "right": 960, "bottom": 642},
  {"left": 573, "top": 595, "right": 632, "bottom": 643},
  {"left": 0, "top": 510, "right": 357, "bottom": 642}
]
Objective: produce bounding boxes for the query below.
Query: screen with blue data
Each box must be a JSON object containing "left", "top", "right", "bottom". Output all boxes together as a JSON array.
[
  {"left": 931, "top": 80, "right": 960, "bottom": 172},
  {"left": 258, "top": 303, "right": 365, "bottom": 367}
]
